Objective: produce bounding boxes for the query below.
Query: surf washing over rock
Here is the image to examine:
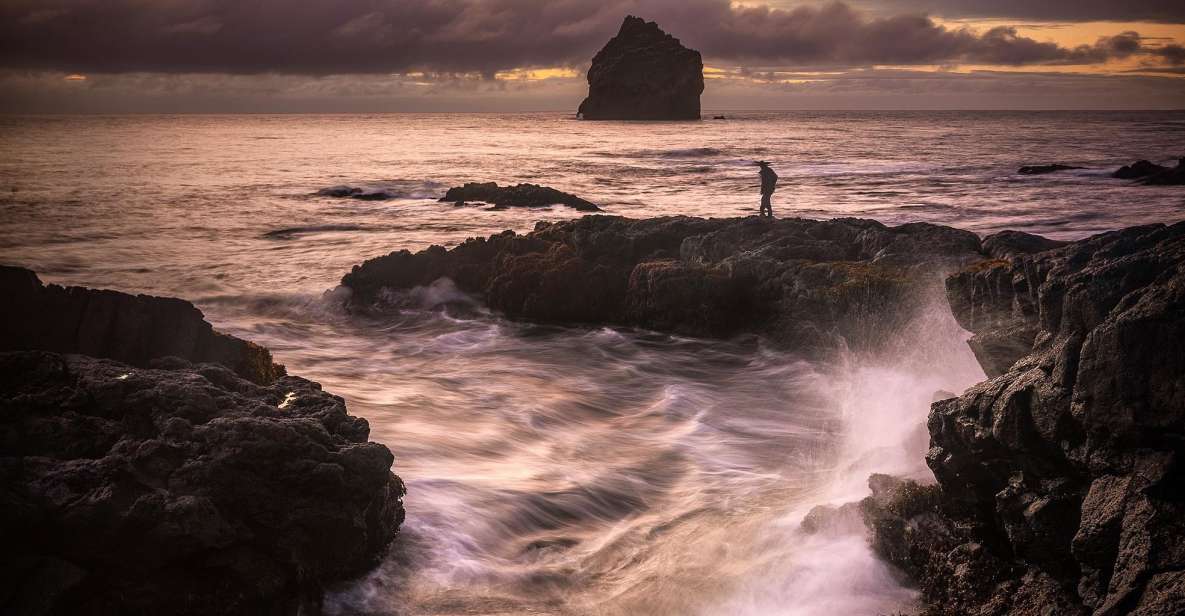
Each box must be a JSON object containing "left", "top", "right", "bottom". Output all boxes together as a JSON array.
[{"left": 336, "top": 215, "right": 1185, "bottom": 615}]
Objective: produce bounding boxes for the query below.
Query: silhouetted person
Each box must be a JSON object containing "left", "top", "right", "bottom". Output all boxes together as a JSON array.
[{"left": 756, "top": 161, "right": 778, "bottom": 217}]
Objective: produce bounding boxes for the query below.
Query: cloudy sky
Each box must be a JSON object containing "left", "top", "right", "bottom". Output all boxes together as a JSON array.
[{"left": 1, "top": 0, "right": 1182, "bottom": 112}]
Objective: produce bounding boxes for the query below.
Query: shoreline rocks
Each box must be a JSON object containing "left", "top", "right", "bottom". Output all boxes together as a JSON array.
[
  {"left": 0, "top": 269, "right": 405, "bottom": 615},
  {"left": 440, "top": 182, "right": 600, "bottom": 211},
  {"left": 0, "top": 266, "right": 284, "bottom": 385},
  {"left": 342, "top": 215, "right": 983, "bottom": 354},
  {"left": 864, "top": 221, "right": 1185, "bottom": 615},
  {"left": 578, "top": 16, "right": 704, "bottom": 121}
]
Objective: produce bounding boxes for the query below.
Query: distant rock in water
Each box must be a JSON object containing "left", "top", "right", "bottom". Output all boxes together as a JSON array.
[
  {"left": 1142, "top": 161, "right": 1185, "bottom": 185},
  {"left": 1116, "top": 157, "right": 1185, "bottom": 185},
  {"left": 0, "top": 270, "right": 405, "bottom": 614},
  {"left": 317, "top": 185, "right": 394, "bottom": 200},
  {"left": 1017, "top": 164, "right": 1084, "bottom": 175},
  {"left": 1113, "top": 159, "right": 1168, "bottom": 179},
  {"left": 865, "top": 221, "right": 1185, "bottom": 615},
  {"left": 0, "top": 266, "right": 284, "bottom": 384},
  {"left": 263, "top": 224, "right": 367, "bottom": 240},
  {"left": 440, "top": 182, "right": 600, "bottom": 211},
  {"left": 341, "top": 216, "right": 983, "bottom": 354},
  {"left": 578, "top": 16, "right": 704, "bottom": 121}
]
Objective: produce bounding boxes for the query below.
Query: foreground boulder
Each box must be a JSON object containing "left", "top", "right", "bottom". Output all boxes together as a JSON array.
[
  {"left": 1, "top": 352, "right": 405, "bottom": 615},
  {"left": 0, "top": 270, "right": 405, "bottom": 615},
  {"left": 866, "top": 221, "right": 1185, "bottom": 615},
  {"left": 0, "top": 266, "right": 283, "bottom": 385},
  {"left": 578, "top": 16, "right": 704, "bottom": 120},
  {"left": 440, "top": 182, "right": 600, "bottom": 211},
  {"left": 342, "top": 215, "right": 983, "bottom": 353}
]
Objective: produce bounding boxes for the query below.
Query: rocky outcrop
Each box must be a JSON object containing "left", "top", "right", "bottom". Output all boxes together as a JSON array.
[
  {"left": 0, "top": 271, "right": 405, "bottom": 615},
  {"left": 1018, "top": 164, "right": 1084, "bottom": 175},
  {"left": 440, "top": 182, "right": 600, "bottom": 211},
  {"left": 342, "top": 215, "right": 982, "bottom": 353},
  {"left": 578, "top": 16, "right": 704, "bottom": 121},
  {"left": 860, "top": 475, "right": 1086, "bottom": 615},
  {"left": 0, "top": 266, "right": 284, "bottom": 385},
  {"left": 866, "top": 221, "right": 1185, "bottom": 615},
  {"left": 1, "top": 351, "right": 405, "bottom": 616}
]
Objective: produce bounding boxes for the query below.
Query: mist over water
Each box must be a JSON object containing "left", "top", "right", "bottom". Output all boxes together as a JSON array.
[{"left": 1, "top": 111, "right": 1182, "bottom": 614}]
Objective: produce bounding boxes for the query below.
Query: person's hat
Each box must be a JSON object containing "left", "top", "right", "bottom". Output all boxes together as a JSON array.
[{"left": 755, "top": 160, "right": 771, "bottom": 166}]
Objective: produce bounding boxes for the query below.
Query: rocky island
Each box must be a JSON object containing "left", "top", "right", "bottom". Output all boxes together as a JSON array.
[
  {"left": 578, "top": 16, "right": 704, "bottom": 121},
  {"left": 0, "top": 267, "right": 405, "bottom": 615}
]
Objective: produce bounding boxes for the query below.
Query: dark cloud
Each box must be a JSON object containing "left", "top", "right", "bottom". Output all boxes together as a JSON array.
[
  {"left": 0, "top": 1, "right": 1176, "bottom": 75},
  {"left": 866, "top": 1, "right": 1185, "bottom": 23},
  {"left": 1152, "top": 44, "right": 1185, "bottom": 65}
]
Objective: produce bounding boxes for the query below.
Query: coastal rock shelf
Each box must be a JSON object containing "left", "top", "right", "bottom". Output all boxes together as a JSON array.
[
  {"left": 342, "top": 215, "right": 983, "bottom": 353},
  {"left": 0, "top": 266, "right": 284, "bottom": 385},
  {"left": 865, "top": 221, "right": 1185, "bottom": 615},
  {"left": 0, "top": 268, "right": 405, "bottom": 615},
  {"left": 578, "top": 16, "right": 704, "bottom": 121}
]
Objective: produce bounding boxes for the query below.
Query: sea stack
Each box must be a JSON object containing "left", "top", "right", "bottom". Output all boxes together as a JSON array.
[{"left": 578, "top": 16, "right": 704, "bottom": 121}]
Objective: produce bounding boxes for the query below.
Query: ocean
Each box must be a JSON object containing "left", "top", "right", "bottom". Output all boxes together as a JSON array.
[{"left": 2, "top": 111, "right": 1183, "bottom": 615}]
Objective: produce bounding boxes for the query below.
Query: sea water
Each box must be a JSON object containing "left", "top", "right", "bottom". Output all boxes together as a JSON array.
[{"left": 2, "top": 111, "right": 1183, "bottom": 615}]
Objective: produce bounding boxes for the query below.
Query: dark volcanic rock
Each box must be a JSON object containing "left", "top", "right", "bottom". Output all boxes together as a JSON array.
[
  {"left": 440, "top": 182, "right": 600, "bottom": 211},
  {"left": 578, "top": 16, "right": 704, "bottom": 121},
  {"left": 341, "top": 215, "right": 982, "bottom": 353},
  {"left": 0, "top": 266, "right": 284, "bottom": 385},
  {"left": 860, "top": 475, "right": 1086, "bottom": 616},
  {"left": 1018, "top": 164, "right": 1084, "bottom": 175},
  {"left": 0, "top": 351, "right": 405, "bottom": 616},
  {"left": 1113, "top": 159, "right": 1169, "bottom": 180},
  {"left": 868, "top": 221, "right": 1185, "bottom": 615}
]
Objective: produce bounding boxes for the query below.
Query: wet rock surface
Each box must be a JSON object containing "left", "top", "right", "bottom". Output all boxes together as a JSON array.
[
  {"left": 867, "top": 221, "right": 1185, "bottom": 615},
  {"left": 342, "top": 215, "right": 983, "bottom": 353},
  {"left": 578, "top": 16, "right": 704, "bottom": 121},
  {"left": 0, "top": 266, "right": 284, "bottom": 385},
  {"left": 1, "top": 351, "right": 405, "bottom": 616},
  {"left": 440, "top": 182, "right": 600, "bottom": 211}
]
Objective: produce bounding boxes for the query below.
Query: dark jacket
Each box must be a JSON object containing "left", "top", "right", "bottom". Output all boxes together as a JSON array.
[{"left": 760, "top": 166, "right": 778, "bottom": 194}]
